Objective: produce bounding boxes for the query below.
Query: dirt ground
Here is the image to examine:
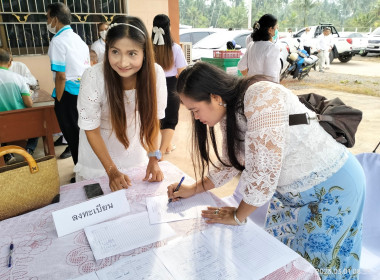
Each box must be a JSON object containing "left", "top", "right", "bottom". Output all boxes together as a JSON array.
[
  {"left": 281, "top": 54, "right": 380, "bottom": 154},
  {"left": 281, "top": 55, "right": 380, "bottom": 97}
]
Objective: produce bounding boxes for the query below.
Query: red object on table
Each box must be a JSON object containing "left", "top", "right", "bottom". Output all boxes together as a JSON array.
[{"left": 213, "top": 50, "right": 242, "bottom": 58}]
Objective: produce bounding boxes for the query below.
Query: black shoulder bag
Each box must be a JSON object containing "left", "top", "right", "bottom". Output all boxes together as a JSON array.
[{"left": 289, "top": 93, "right": 363, "bottom": 148}]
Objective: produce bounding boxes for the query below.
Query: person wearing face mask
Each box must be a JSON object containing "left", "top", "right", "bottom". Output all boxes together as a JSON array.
[
  {"left": 91, "top": 22, "right": 109, "bottom": 63},
  {"left": 238, "top": 14, "right": 281, "bottom": 83},
  {"left": 46, "top": 2, "right": 90, "bottom": 183}
]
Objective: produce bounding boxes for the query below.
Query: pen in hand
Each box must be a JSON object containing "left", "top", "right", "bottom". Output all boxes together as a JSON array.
[
  {"left": 168, "top": 176, "right": 185, "bottom": 203},
  {"left": 8, "top": 242, "right": 13, "bottom": 268}
]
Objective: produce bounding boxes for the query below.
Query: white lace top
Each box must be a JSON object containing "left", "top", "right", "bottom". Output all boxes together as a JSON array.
[
  {"left": 74, "top": 63, "right": 167, "bottom": 180},
  {"left": 208, "top": 81, "right": 348, "bottom": 207}
]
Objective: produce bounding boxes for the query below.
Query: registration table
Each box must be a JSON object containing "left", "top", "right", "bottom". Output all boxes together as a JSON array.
[
  {"left": 0, "top": 162, "right": 320, "bottom": 280},
  {"left": 0, "top": 89, "right": 60, "bottom": 166}
]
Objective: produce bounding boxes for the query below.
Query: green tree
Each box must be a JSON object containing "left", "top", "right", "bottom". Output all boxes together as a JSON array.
[{"left": 217, "top": 4, "right": 248, "bottom": 29}]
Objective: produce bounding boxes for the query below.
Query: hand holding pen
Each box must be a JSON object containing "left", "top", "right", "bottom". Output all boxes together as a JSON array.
[
  {"left": 168, "top": 176, "right": 185, "bottom": 203},
  {"left": 167, "top": 176, "right": 198, "bottom": 203}
]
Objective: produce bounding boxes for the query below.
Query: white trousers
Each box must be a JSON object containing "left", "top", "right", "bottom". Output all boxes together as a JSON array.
[
  {"left": 317, "top": 50, "right": 326, "bottom": 71},
  {"left": 324, "top": 50, "right": 331, "bottom": 67}
]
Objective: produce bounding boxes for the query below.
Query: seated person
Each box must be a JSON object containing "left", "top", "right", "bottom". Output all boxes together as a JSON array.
[
  {"left": 0, "top": 48, "right": 38, "bottom": 163},
  {"left": 9, "top": 54, "right": 39, "bottom": 89}
]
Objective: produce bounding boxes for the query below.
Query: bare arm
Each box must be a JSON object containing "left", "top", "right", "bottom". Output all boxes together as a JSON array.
[
  {"left": 144, "top": 132, "right": 164, "bottom": 182},
  {"left": 22, "top": 95, "right": 33, "bottom": 108},
  {"left": 55, "top": 71, "right": 66, "bottom": 101},
  {"left": 85, "top": 128, "right": 131, "bottom": 191},
  {"left": 201, "top": 200, "right": 258, "bottom": 226},
  {"left": 167, "top": 176, "right": 215, "bottom": 202},
  {"left": 176, "top": 67, "right": 186, "bottom": 78}
]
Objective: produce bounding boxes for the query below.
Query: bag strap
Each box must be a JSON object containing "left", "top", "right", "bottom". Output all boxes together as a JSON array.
[
  {"left": 373, "top": 141, "right": 380, "bottom": 153},
  {"left": 0, "top": 145, "right": 39, "bottom": 174},
  {"left": 289, "top": 113, "right": 319, "bottom": 126}
]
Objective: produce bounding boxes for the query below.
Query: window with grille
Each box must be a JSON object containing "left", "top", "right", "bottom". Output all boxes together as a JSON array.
[{"left": 0, "top": 0, "right": 126, "bottom": 56}]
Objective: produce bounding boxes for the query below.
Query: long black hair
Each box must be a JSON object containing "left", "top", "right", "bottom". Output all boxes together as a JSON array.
[
  {"left": 152, "top": 14, "right": 174, "bottom": 70},
  {"left": 251, "top": 14, "right": 277, "bottom": 42},
  {"left": 176, "top": 62, "right": 270, "bottom": 183}
]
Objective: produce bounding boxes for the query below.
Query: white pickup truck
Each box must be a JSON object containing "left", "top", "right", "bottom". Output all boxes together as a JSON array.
[{"left": 284, "top": 24, "right": 354, "bottom": 63}]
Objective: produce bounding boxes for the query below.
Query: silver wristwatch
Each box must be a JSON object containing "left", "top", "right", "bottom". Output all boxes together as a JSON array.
[{"left": 233, "top": 210, "right": 247, "bottom": 226}]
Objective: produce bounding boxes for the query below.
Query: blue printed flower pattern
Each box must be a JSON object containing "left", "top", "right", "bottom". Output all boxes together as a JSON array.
[
  {"left": 306, "top": 233, "right": 333, "bottom": 254},
  {"left": 265, "top": 184, "right": 362, "bottom": 280},
  {"left": 324, "top": 215, "right": 343, "bottom": 234},
  {"left": 339, "top": 238, "right": 354, "bottom": 257}
]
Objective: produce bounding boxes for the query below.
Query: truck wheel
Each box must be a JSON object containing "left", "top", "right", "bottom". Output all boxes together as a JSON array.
[
  {"left": 360, "top": 51, "right": 368, "bottom": 57},
  {"left": 329, "top": 51, "right": 334, "bottom": 63},
  {"left": 338, "top": 54, "right": 352, "bottom": 63}
]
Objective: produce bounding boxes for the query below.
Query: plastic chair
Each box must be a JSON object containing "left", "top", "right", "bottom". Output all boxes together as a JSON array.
[{"left": 356, "top": 142, "right": 380, "bottom": 279}]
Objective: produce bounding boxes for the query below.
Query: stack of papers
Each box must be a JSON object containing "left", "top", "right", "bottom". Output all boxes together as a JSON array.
[{"left": 74, "top": 219, "right": 300, "bottom": 280}]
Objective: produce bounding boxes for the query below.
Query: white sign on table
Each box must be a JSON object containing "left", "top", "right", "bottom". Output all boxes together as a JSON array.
[{"left": 52, "top": 190, "right": 130, "bottom": 237}]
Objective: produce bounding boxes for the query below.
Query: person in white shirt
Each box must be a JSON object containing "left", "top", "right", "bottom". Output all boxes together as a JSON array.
[
  {"left": 9, "top": 57, "right": 38, "bottom": 88},
  {"left": 169, "top": 62, "right": 365, "bottom": 279},
  {"left": 237, "top": 14, "right": 281, "bottom": 83},
  {"left": 287, "top": 28, "right": 293, "bottom": 38},
  {"left": 46, "top": 2, "right": 90, "bottom": 173},
  {"left": 75, "top": 16, "right": 167, "bottom": 190},
  {"left": 151, "top": 14, "right": 188, "bottom": 157},
  {"left": 317, "top": 27, "right": 334, "bottom": 72},
  {"left": 300, "top": 27, "right": 313, "bottom": 55},
  {"left": 91, "top": 22, "right": 109, "bottom": 63}
]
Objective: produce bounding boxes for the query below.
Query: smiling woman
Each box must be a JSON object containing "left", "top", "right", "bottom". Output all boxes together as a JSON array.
[{"left": 74, "top": 16, "right": 168, "bottom": 191}]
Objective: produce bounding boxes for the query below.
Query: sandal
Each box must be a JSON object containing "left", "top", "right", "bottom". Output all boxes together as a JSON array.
[{"left": 165, "top": 144, "right": 176, "bottom": 154}]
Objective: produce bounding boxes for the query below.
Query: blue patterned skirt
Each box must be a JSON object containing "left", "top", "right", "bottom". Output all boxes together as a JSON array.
[{"left": 265, "top": 153, "right": 365, "bottom": 280}]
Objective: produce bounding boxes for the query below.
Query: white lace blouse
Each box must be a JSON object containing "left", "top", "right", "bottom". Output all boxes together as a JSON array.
[
  {"left": 208, "top": 81, "right": 348, "bottom": 207},
  {"left": 74, "top": 63, "right": 167, "bottom": 180}
]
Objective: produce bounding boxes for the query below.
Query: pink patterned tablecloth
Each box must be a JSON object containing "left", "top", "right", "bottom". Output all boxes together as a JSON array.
[{"left": 0, "top": 161, "right": 321, "bottom": 280}]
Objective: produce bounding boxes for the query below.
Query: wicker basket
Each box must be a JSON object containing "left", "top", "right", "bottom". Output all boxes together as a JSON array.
[{"left": 0, "top": 145, "right": 60, "bottom": 220}]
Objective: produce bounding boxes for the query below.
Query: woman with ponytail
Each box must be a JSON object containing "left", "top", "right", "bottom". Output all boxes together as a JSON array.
[
  {"left": 152, "top": 14, "right": 188, "bottom": 157},
  {"left": 238, "top": 14, "right": 281, "bottom": 83}
]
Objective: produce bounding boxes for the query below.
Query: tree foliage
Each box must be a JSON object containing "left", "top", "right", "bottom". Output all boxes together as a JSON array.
[{"left": 179, "top": 0, "right": 379, "bottom": 31}]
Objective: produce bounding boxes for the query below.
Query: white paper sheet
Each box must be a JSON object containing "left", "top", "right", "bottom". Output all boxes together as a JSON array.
[
  {"left": 96, "top": 251, "right": 174, "bottom": 280},
  {"left": 52, "top": 190, "right": 130, "bottom": 237},
  {"left": 70, "top": 272, "right": 99, "bottom": 280},
  {"left": 84, "top": 212, "right": 176, "bottom": 260},
  {"left": 201, "top": 221, "right": 300, "bottom": 280},
  {"left": 146, "top": 192, "right": 217, "bottom": 224},
  {"left": 154, "top": 233, "right": 252, "bottom": 280}
]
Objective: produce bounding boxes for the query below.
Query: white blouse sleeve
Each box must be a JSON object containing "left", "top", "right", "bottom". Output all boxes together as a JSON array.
[
  {"left": 77, "top": 65, "right": 103, "bottom": 130},
  {"left": 155, "top": 63, "right": 167, "bottom": 120},
  {"left": 239, "top": 82, "right": 288, "bottom": 207}
]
